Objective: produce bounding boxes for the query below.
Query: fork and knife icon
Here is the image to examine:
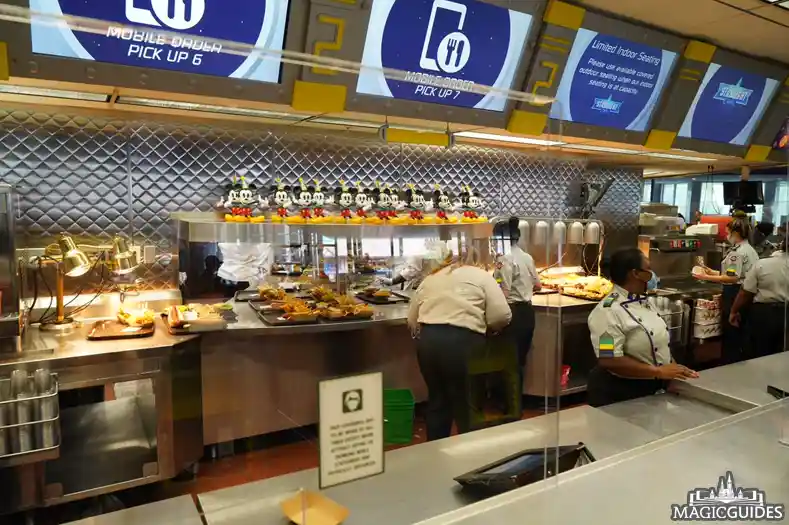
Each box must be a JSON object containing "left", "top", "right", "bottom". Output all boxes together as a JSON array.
[{"left": 444, "top": 37, "right": 465, "bottom": 70}]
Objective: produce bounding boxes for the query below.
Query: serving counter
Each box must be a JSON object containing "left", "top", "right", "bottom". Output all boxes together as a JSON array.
[{"left": 196, "top": 405, "right": 659, "bottom": 525}]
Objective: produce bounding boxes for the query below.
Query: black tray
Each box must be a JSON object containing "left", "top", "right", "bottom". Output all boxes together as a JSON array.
[
  {"left": 355, "top": 292, "right": 409, "bottom": 305},
  {"left": 87, "top": 320, "right": 155, "bottom": 340},
  {"left": 234, "top": 290, "right": 260, "bottom": 302},
  {"left": 257, "top": 311, "right": 319, "bottom": 326},
  {"left": 320, "top": 314, "right": 375, "bottom": 322}
]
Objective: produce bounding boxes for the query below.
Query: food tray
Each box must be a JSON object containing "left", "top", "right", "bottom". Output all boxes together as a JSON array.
[
  {"left": 320, "top": 313, "right": 375, "bottom": 322},
  {"left": 355, "top": 292, "right": 409, "bottom": 305},
  {"left": 234, "top": 290, "right": 261, "bottom": 302},
  {"left": 257, "top": 312, "right": 319, "bottom": 326},
  {"left": 560, "top": 290, "right": 605, "bottom": 302},
  {"left": 0, "top": 371, "right": 60, "bottom": 468},
  {"left": 86, "top": 320, "right": 155, "bottom": 340}
]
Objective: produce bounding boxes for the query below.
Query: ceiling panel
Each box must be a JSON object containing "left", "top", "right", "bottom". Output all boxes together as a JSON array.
[{"left": 576, "top": 0, "right": 789, "bottom": 63}]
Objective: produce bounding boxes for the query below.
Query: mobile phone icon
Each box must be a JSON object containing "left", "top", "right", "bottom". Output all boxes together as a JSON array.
[{"left": 420, "top": 0, "right": 468, "bottom": 73}]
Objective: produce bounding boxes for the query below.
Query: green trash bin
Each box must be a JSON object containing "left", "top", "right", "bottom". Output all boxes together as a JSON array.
[{"left": 384, "top": 389, "right": 415, "bottom": 445}]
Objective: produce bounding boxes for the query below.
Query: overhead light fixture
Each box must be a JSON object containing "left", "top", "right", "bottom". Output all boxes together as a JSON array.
[
  {"left": 118, "top": 97, "right": 302, "bottom": 121},
  {"left": 454, "top": 131, "right": 564, "bottom": 147},
  {"left": 0, "top": 84, "right": 108, "bottom": 102},
  {"left": 643, "top": 152, "right": 711, "bottom": 162},
  {"left": 563, "top": 144, "right": 638, "bottom": 155}
]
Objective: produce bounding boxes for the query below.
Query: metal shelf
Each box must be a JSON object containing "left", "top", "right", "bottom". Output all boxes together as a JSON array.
[{"left": 173, "top": 212, "right": 493, "bottom": 242}]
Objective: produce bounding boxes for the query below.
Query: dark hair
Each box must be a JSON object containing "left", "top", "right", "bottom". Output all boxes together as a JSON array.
[
  {"left": 727, "top": 217, "right": 752, "bottom": 240},
  {"left": 507, "top": 217, "right": 521, "bottom": 244},
  {"left": 756, "top": 222, "right": 774, "bottom": 236},
  {"left": 606, "top": 248, "right": 646, "bottom": 286}
]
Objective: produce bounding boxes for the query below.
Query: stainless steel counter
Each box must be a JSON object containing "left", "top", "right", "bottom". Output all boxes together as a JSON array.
[
  {"left": 531, "top": 293, "right": 597, "bottom": 311},
  {"left": 599, "top": 392, "right": 734, "bottom": 438},
  {"left": 672, "top": 351, "right": 789, "bottom": 410},
  {"left": 417, "top": 401, "right": 789, "bottom": 525},
  {"left": 197, "top": 405, "right": 660, "bottom": 525},
  {"left": 0, "top": 318, "right": 196, "bottom": 372},
  {"left": 64, "top": 496, "right": 204, "bottom": 525}
]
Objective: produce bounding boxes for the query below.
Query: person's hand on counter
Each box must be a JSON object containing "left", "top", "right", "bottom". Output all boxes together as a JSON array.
[{"left": 656, "top": 363, "right": 699, "bottom": 381}]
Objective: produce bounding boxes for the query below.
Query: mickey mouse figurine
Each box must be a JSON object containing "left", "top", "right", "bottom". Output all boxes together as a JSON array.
[
  {"left": 334, "top": 180, "right": 355, "bottom": 223},
  {"left": 311, "top": 179, "right": 332, "bottom": 223},
  {"left": 405, "top": 184, "right": 431, "bottom": 222},
  {"left": 432, "top": 184, "right": 453, "bottom": 222},
  {"left": 217, "top": 171, "right": 267, "bottom": 222},
  {"left": 295, "top": 178, "right": 313, "bottom": 221},
  {"left": 269, "top": 178, "right": 293, "bottom": 222},
  {"left": 353, "top": 182, "right": 372, "bottom": 222},
  {"left": 372, "top": 181, "right": 397, "bottom": 221},
  {"left": 455, "top": 185, "right": 483, "bottom": 222}
]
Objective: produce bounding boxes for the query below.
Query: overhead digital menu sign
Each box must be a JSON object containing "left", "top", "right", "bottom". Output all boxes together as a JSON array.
[
  {"left": 548, "top": 29, "right": 677, "bottom": 131},
  {"left": 29, "top": 0, "right": 290, "bottom": 84},
  {"left": 678, "top": 64, "right": 780, "bottom": 146},
  {"left": 356, "top": 0, "right": 533, "bottom": 112}
]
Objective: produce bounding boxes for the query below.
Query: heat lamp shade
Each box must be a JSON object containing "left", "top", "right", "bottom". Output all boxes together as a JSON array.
[
  {"left": 568, "top": 222, "right": 585, "bottom": 244},
  {"left": 58, "top": 235, "right": 91, "bottom": 277},
  {"left": 112, "top": 237, "right": 139, "bottom": 275},
  {"left": 533, "top": 221, "right": 549, "bottom": 245},
  {"left": 584, "top": 222, "right": 601, "bottom": 244}
]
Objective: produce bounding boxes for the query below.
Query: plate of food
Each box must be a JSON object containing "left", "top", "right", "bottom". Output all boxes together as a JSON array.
[
  {"left": 560, "top": 276, "right": 613, "bottom": 302},
  {"left": 317, "top": 302, "right": 375, "bottom": 321},
  {"left": 355, "top": 287, "right": 408, "bottom": 305},
  {"left": 88, "top": 307, "right": 157, "bottom": 340},
  {"left": 165, "top": 304, "right": 229, "bottom": 333},
  {"left": 258, "top": 285, "right": 288, "bottom": 302}
]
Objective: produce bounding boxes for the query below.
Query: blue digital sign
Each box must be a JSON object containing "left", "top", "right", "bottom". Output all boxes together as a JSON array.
[
  {"left": 549, "top": 29, "right": 677, "bottom": 131},
  {"left": 678, "top": 64, "right": 780, "bottom": 146},
  {"left": 30, "top": 0, "right": 290, "bottom": 83},
  {"left": 356, "top": 0, "right": 533, "bottom": 112}
]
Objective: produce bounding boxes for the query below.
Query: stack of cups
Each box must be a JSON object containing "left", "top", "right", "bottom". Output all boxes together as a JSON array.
[
  {"left": 10, "top": 369, "right": 32, "bottom": 454},
  {"left": 34, "top": 369, "right": 58, "bottom": 450}
]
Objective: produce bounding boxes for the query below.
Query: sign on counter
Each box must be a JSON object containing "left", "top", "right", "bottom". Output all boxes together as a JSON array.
[
  {"left": 678, "top": 64, "right": 780, "bottom": 146},
  {"left": 319, "top": 372, "right": 384, "bottom": 489},
  {"left": 549, "top": 28, "right": 677, "bottom": 131},
  {"left": 29, "top": 0, "right": 290, "bottom": 84},
  {"left": 356, "top": 0, "right": 533, "bottom": 112}
]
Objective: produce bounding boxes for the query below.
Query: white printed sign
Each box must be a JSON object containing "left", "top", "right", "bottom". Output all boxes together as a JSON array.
[{"left": 319, "top": 372, "right": 385, "bottom": 489}]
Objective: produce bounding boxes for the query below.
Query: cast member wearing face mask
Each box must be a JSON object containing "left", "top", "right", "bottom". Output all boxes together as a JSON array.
[
  {"left": 693, "top": 218, "right": 758, "bottom": 364},
  {"left": 586, "top": 248, "right": 698, "bottom": 407}
]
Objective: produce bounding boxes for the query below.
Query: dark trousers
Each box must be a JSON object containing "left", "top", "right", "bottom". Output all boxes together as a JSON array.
[
  {"left": 506, "top": 301, "right": 536, "bottom": 390},
  {"left": 721, "top": 284, "right": 749, "bottom": 365},
  {"left": 587, "top": 366, "right": 666, "bottom": 408},
  {"left": 750, "top": 303, "right": 789, "bottom": 359},
  {"left": 416, "top": 324, "right": 485, "bottom": 441}
]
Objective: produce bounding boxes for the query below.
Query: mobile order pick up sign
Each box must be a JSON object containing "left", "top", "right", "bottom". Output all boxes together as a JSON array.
[
  {"left": 549, "top": 29, "right": 677, "bottom": 131},
  {"left": 678, "top": 64, "right": 780, "bottom": 146},
  {"left": 356, "top": 0, "right": 533, "bottom": 112},
  {"left": 29, "top": 0, "right": 290, "bottom": 83}
]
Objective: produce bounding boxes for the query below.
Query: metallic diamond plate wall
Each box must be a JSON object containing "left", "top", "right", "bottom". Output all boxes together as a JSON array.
[{"left": 0, "top": 109, "right": 642, "bottom": 290}]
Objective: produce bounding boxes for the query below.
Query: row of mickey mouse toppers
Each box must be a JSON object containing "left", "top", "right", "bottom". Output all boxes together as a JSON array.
[{"left": 216, "top": 173, "right": 486, "bottom": 224}]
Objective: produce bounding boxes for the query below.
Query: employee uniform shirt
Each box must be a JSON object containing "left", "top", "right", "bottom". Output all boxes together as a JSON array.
[
  {"left": 588, "top": 285, "right": 672, "bottom": 370},
  {"left": 496, "top": 244, "right": 540, "bottom": 304},
  {"left": 408, "top": 265, "right": 512, "bottom": 335},
  {"left": 721, "top": 241, "right": 759, "bottom": 284},
  {"left": 742, "top": 252, "right": 789, "bottom": 304},
  {"left": 398, "top": 256, "right": 426, "bottom": 291}
]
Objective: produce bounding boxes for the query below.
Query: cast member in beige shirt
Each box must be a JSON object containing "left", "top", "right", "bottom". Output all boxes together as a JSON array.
[{"left": 408, "top": 253, "right": 511, "bottom": 441}]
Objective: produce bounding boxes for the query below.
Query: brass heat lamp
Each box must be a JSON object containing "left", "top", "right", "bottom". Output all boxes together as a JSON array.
[{"left": 39, "top": 234, "right": 140, "bottom": 332}]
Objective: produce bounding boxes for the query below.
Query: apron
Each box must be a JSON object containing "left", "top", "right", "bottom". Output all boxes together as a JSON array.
[{"left": 721, "top": 284, "right": 747, "bottom": 364}]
